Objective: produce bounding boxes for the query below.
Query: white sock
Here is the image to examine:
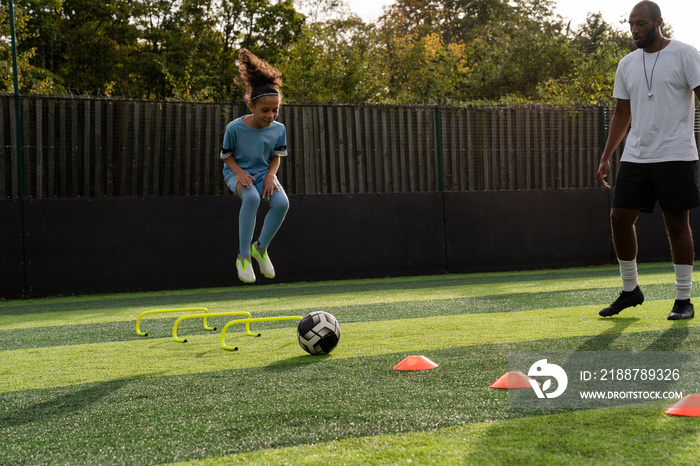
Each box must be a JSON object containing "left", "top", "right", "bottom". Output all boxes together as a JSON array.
[
  {"left": 619, "top": 259, "right": 638, "bottom": 292},
  {"left": 674, "top": 264, "right": 693, "bottom": 301}
]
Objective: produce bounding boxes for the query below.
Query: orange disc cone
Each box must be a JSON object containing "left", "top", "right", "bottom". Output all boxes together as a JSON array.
[
  {"left": 489, "top": 371, "right": 539, "bottom": 389},
  {"left": 393, "top": 355, "right": 438, "bottom": 371},
  {"left": 665, "top": 393, "right": 700, "bottom": 417}
]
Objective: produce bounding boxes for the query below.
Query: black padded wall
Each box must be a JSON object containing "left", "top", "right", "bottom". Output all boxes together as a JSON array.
[
  {"left": 0, "top": 201, "right": 25, "bottom": 297},
  {"left": 271, "top": 193, "right": 447, "bottom": 281},
  {"left": 6, "top": 190, "right": 700, "bottom": 298},
  {"left": 443, "top": 190, "right": 614, "bottom": 272},
  {"left": 22, "top": 198, "right": 238, "bottom": 297},
  {"left": 16, "top": 193, "right": 446, "bottom": 297}
]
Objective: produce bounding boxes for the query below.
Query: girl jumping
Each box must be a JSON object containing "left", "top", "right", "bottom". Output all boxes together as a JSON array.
[{"left": 220, "top": 49, "right": 289, "bottom": 283}]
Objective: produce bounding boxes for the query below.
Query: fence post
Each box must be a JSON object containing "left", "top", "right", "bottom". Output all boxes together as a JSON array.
[
  {"left": 8, "top": 0, "right": 28, "bottom": 297},
  {"left": 434, "top": 107, "right": 444, "bottom": 192},
  {"left": 8, "top": 0, "right": 23, "bottom": 199},
  {"left": 598, "top": 106, "right": 606, "bottom": 152},
  {"left": 598, "top": 105, "right": 607, "bottom": 185}
]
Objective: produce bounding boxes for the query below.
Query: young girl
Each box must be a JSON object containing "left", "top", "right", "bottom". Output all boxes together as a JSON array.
[{"left": 220, "top": 49, "right": 289, "bottom": 283}]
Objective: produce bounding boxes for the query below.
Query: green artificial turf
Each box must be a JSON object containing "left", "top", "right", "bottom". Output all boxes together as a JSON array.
[{"left": 2, "top": 263, "right": 700, "bottom": 465}]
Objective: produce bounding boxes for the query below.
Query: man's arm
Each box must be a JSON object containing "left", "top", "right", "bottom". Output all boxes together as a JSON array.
[{"left": 597, "top": 99, "right": 632, "bottom": 189}]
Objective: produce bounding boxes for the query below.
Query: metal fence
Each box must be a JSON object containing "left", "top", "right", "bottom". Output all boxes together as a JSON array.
[{"left": 3, "top": 95, "right": 697, "bottom": 199}]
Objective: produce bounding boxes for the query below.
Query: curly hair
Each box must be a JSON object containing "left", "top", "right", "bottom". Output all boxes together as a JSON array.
[{"left": 236, "top": 49, "right": 284, "bottom": 103}]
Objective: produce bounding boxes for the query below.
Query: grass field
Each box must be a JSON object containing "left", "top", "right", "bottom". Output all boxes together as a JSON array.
[{"left": 2, "top": 262, "right": 700, "bottom": 465}]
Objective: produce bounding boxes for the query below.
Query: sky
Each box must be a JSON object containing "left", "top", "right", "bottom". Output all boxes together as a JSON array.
[{"left": 347, "top": 0, "right": 700, "bottom": 50}]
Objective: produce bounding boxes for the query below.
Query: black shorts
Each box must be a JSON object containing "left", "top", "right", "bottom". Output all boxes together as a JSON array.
[{"left": 613, "top": 161, "right": 700, "bottom": 213}]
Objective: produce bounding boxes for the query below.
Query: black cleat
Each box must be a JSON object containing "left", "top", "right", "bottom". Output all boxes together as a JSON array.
[
  {"left": 667, "top": 300, "right": 695, "bottom": 320},
  {"left": 599, "top": 286, "right": 644, "bottom": 317}
]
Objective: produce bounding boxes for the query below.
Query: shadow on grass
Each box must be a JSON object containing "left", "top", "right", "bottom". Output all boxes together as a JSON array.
[
  {"left": 468, "top": 319, "right": 700, "bottom": 463},
  {"left": 0, "top": 379, "right": 129, "bottom": 428},
  {"left": 3, "top": 284, "right": 678, "bottom": 352},
  {"left": 645, "top": 322, "right": 691, "bottom": 351},
  {"left": 464, "top": 404, "right": 700, "bottom": 464},
  {"left": 0, "top": 266, "right": 627, "bottom": 316},
  {"left": 575, "top": 317, "right": 640, "bottom": 351},
  {"left": 264, "top": 353, "right": 333, "bottom": 368}
]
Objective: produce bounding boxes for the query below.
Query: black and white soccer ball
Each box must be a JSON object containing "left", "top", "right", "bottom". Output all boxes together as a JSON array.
[{"left": 297, "top": 311, "right": 341, "bottom": 355}]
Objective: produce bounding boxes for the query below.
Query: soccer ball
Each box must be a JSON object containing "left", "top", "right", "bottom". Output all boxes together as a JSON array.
[{"left": 297, "top": 311, "right": 341, "bottom": 355}]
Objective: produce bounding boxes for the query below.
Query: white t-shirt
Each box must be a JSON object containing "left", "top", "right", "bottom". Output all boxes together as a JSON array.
[{"left": 613, "top": 40, "right": 700, "bottom": 163}]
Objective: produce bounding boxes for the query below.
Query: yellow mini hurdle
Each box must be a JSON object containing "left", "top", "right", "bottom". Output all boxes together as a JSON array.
[
  {"left": 170, "top": 311, "right": 255, "bottom": 343},
  {"left": 137, "top": 308, "right": 303, "bottom": 351},
  {"left": 135, "top": 308, "right": 219, "bottom": 336},
  {"left": 219, "top": 316, "right": 303, "bottom": 351}
]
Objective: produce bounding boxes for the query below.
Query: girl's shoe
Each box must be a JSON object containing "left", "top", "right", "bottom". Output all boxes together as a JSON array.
[
  {"left": 251, "top": 242, "right": 275, "bottom": 279},
  {"left": 236, "top": 256, "right": 256, "bottom": 283}
]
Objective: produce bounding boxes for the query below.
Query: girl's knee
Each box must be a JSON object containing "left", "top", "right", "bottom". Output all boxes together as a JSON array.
[
  {"left": 240, "top": 187, "right": 261, "bottom": 207},
  {"left": 271, "top": 192, "right": 289, "bottom": 212}
]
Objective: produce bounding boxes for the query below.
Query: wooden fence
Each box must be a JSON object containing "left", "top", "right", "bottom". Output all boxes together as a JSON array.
[{"left": 2, "top": 95, "right": 697, "bottom": 199}]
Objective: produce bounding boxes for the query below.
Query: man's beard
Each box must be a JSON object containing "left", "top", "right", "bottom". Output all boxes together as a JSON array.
[{"left": 638, "top": 27, "right": 657, "bottom": 49}]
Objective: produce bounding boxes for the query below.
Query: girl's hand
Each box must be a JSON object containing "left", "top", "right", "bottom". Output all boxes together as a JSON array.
[
  {"left": 235, "top": 170, "right": 256, "bottom": 189},
  {"left": 262, "top": 174, "right": 279, "bottom": 200}
]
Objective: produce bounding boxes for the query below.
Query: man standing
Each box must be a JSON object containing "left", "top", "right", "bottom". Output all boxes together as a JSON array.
[{"left": 597, "top": 1, "right": 700, "bottom": 320}]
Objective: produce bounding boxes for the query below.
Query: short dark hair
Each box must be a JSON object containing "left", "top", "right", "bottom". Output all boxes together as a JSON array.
[{"left": 635, "top": 1, "right": 662, "bottom": 22}]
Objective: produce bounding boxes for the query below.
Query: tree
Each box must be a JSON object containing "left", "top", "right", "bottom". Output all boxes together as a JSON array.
[
  {"left": 536, "top": 45, "right": 626, "bottom": 106},
  {"left": 2, "top": 0, "right": 652, "bottom": 105},
  {"left": 376, "top": 0, "right": 578, "bottom": 103},
  {"left": 378, "top": 0, "right": 510, "bottom": 45},
  {"left": 133, "top": 0, "right": 223, "bottom": 100},
  {"left": 0, "top": 0, "right": 64, "bottom": 94},
  {"left": 280, "top": 17, "right": 386, "bottom": 103},
  {"left": 573, "top": 12, "right": 633, "bottom": 55},
  {"left": 213, "top": 0, "right": 304, "bottom": 99},
  {"left": 294, "top": 0, "right": 351, "bottom": 23},
  {"left": 8, "top": 0, "right": 304, "bottom": 100},
  {"left": 535, "top": 12, "right": 632, "bottom": 106},
  {"left": 382, "top": 32, "right": 470, "bottom": 104},
  {"left": 455, "top": 0, "right": 577, "bottom": 102},
  {"left": 53, "top": 0, "right": 140, "bottom": 96},
  {"left": 376, "top": 0, "right": 507, "bottom": 104}
]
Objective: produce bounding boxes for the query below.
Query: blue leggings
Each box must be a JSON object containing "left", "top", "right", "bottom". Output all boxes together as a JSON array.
[{"left": 226, "top": 174, "right": 289, "bottom": 257}]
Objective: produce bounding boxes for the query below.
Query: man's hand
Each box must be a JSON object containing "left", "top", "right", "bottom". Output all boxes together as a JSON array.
[{"left": 597, "top": 159, "right": 611, "bottom": 189}]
